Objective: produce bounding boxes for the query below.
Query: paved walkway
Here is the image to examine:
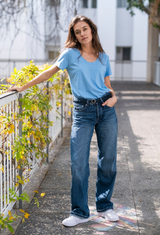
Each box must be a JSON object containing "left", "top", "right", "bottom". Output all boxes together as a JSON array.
[{"left": 16, "top": 82, "right": 160, "bottom": 235}]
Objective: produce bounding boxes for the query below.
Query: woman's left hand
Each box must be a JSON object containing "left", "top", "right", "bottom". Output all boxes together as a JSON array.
[{"left": 102, "top": 96, "right": 117, "bottom": 107}]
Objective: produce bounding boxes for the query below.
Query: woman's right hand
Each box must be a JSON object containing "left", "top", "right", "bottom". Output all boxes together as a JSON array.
[{"left": 7, "top": 85, "right": 24, "bottom": 92}]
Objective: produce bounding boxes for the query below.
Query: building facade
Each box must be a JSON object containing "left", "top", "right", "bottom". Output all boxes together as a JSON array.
[
  {"left": 1, "top": 0, "right": 159, "bottom": 81},
  {"left": 61, "top": 0, "right": 149, "bottom": 81}
]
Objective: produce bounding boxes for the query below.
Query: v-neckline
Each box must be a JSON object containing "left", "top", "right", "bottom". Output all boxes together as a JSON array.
[{"left": 77, "top": 50, "right": 98, "bottom": 63}]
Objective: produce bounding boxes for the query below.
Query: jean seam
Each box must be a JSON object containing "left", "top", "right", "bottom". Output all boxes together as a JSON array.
[
  {"left": 70, "top": 212, "right": 90, "bottom": 218},
  {"left": 97, "top": 206, "right": 113, "bottom": 212}
]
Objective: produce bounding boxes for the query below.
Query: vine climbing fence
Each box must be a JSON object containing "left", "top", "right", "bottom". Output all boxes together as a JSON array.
[{"left": 0, "top": 65, "right": 72, "bottom": 220}]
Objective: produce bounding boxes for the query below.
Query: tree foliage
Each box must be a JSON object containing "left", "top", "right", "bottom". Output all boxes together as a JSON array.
[{"left": 127, "top": 0, "right": 160, "bottom": 28}]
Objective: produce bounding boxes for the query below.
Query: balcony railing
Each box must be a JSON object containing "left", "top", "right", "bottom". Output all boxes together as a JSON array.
[
  {"left": 0, "top": 78, "right": 72, "bottom": 218},
  {"left": 0, "top": 59, "right": 147, "bottom": 82},
  {"left": 110, "top": 60, "right": 147, "bottom": 81},
  {"left": 0, "top": 59, "right": 53, "bottom": 82}
]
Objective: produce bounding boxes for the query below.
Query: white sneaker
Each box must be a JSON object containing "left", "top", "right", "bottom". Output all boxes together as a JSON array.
[
  {"left": 62, "top": 215, "right": 90, "bottom": 227},
  {"left": 98, "top": 209, "right": 119, "bottom": 222}
]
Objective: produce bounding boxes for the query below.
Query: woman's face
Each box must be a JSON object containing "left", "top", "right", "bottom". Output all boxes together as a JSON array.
[{"left": 73, "top": 21, "right": 92, "bottom": 46}]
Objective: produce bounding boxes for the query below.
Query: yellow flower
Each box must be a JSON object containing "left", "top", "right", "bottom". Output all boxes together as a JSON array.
[
  {"left": 24, "top": 213, "right": 30, "bottom": 219},
  {"left": 0, "top": 167, "right": 4, "bottom": 173},
  {"left": 20, "top": 209, "right": 25, "bottom": 213},
  {"left": 8, "top": 211, "right": 11, "bottom": 216},
  {"left": 40, "top": 193, "right": 45, "bottom": 197}
]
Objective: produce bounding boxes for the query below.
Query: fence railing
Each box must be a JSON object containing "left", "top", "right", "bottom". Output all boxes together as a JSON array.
[
  {"left": 0, "top": 77, "right": 72, "bottom": 218},
  {"left": 0, "top": 59, "right": 53, "bottom": 82},
  {"left": 0, "top": 59, "right": 147, "bottom": 82},
  {"left": 110, "top": 60, "right": 147, "bottom": 81},
  {"left": 154, "top": 61, "right": 160, "bottom": 87}
]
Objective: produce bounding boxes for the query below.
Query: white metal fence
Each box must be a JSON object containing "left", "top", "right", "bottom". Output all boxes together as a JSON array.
[
  {"left": 154, "top": 62, "right": 160, "bottom": 87},
  {"left": 0, "top": 79, "right": 72, "bottom": 218},
  {"left": 0, "top": 59, "right": 147, "bottom": 82},
  {"left": 0, "top": 92, "right": 19, "bottom": 217},
  {"left": 110, "top": 60, "right": 147, "bottom": 81},
  {"left": 0, "top": 59, "right": 53, "bottom": 82}
]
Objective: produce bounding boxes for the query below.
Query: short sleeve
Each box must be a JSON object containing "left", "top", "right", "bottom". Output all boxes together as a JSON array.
[
  {"left": 55, "top": 48, "right": 70, "bottom": 71},
  {"left": 105, "top": 56, "right": 112, "bottom": 77}
]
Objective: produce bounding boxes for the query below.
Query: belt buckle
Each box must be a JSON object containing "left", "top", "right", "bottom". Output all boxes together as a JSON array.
[{"left": 91, "top": 99, "right": 96, "bottom": 104}]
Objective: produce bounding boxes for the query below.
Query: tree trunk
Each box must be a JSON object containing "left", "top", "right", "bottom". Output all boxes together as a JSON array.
[{"left": 147, "top": 21, "right": 159, "bottom": 83}]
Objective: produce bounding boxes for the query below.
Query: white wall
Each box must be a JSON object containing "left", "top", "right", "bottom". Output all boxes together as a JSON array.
[
  {"left": 132, "top": 9, "right": 148, "bottom": 61},
  {"left": 131, "top": 9, "right": 148, "bottom": 80},
  {"left": 0, "top": 1, "right": 46, "bottom": 60},
  {"left": 25, "top": 1, "right": 45, "bottom": 60},
  {"left": 0, "top": 12, "right": 27, "bottom": 59},
  {"left": 97, "top": 0, "right": 116, "bottom": 60},
  {"left": 116, "top": 9, "right": 133, "bottom": 47}
]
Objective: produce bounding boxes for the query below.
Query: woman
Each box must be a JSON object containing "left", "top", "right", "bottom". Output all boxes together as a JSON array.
[{"left": 8, "top": 15, "right": 119, "bottom": 227}]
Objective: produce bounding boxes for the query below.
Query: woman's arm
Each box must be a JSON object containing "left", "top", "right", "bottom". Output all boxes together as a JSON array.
[
  {"left": 102, "top": 76, "right": 117, "bottom": 107},
  {"left": 7, "top": 65, "right": 60, "bottom": 92}
]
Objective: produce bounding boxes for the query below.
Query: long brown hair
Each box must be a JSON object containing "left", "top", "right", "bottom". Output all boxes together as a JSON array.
[{"left": 64, "top": 15, "right": 105, "bottom": 60}]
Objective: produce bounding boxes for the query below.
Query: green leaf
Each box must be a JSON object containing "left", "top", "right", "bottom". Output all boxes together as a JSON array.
[
  {"left": 7, "top": 224, "right": 14, "bottom": 234},
  {"left": 20, "top": 192, "right": 30, "bottom": 202},
  {"left": 0, "top": 220, "right": 3, "bottom": 225},
  {"left": 7, "top": 220, "right": 13, "bottom": 223},
  {"left": 34, "top": 197, "right": 39, "bottom": 207}
]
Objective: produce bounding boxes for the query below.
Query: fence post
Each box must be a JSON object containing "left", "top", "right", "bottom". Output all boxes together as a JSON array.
[
  {"left": 18, "top": 93, "right": 22, "bottom": 209},
  {"left": 13, "top": 61, "right": 16, "bottom": 70},
  {"left": 122, "top": 60, "right": 124, "bottom": 80},
  {"left": 46, "top": 81, "right": 49, "bottom": 163},
  {"left": 159, "top": 62, "right": 160, "bottom": 86},
  {"left": 61, "top": 73, "right": 64, "bottom": 138}
]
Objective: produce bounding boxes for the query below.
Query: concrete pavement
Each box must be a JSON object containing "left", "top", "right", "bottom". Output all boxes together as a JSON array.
[{"left": 15, "top": 81, "right": 160, "bottom": 235}]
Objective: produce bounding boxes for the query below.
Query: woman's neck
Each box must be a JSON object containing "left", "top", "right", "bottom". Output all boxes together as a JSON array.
[{"left": 81, "top": 43, "right": 95, "bottom": 54}]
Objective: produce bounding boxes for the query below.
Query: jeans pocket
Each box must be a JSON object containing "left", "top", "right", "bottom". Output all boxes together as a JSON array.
[
  {"left": 105, "top": 104, "right": 113, "bottom": 108},
  {"left": 74, "top": 103, "right": 87, "bottom": 111}
]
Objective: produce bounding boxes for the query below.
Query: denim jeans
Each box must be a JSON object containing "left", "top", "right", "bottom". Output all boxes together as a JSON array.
[{"left": 70, "top": 92, "right": 118, "bottom": 218}]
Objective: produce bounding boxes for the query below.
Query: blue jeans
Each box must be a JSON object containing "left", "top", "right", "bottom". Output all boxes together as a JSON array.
[{"left": 70, "top": 92, "right": 117, "bottom": 218}]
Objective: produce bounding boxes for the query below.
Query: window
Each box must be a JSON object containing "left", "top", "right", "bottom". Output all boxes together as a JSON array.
[
  {"left": 116, "top": 47, "right": 131, "bottom": 60},
  {"left": 91, "top": 0, "right": 97, "bottom": 8},
  {"left": 123, "top": 47, "right": 131, "bottom": 60},
  {"left": 48, "top": 51, "right": 59, "bottom": 60},
  {"left": 46, "top": 0, "right": 60, "bottom": 7},
  {"left": 117, "top": 0, "right": 128, "bottom": 8},
  {"left": 82, "top": 0, "right": 88, "bottom": 8}
]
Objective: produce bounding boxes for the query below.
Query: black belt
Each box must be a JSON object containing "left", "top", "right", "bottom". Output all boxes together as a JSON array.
[{"left": 73, "top": 92, "right": 112, "bottom": 104}]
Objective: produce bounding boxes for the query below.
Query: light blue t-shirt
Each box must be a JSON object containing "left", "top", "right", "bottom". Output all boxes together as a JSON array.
[{"left": 55, "top": 48, "right": 112, "bottom": 99}]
